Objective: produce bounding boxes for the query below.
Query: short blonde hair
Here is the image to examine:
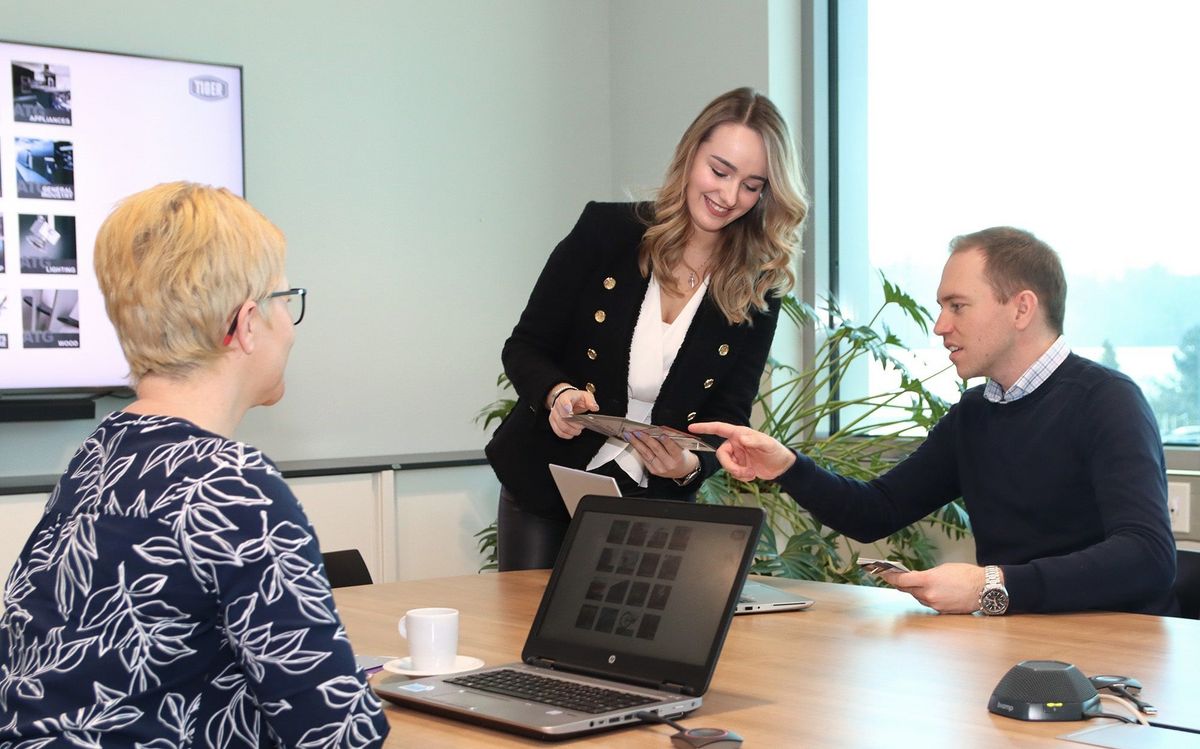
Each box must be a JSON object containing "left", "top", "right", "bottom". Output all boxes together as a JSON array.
[
  {"left": 639, "top": 87, "right": 809, "bottom": 325},
  {"left": 94, "top": 181, "right": 286, "bottom": 382}
]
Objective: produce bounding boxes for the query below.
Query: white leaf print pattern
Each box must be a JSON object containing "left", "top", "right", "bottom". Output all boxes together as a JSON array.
[
  {"left": 295, "top": 676, "right": 386, "bottom": 749},
  {"left": 222, "top": 595, "right": 330, "bottom": 682},
  {"left": 140, "top": 436, "right": 229, "bottom": 479},
  {"left": 38, "top": 424, "right": 137, "bottom": 619},
  {"left": 0, "top": 413, "right": 387, "bottom": 746},
  {"left": 240, "top": 513, "right": 336, "bottom": 623},
  {"left": 51, "top": 513, "right": 97, "bottom": 618},
  {"left": 29, "top": 681, "right": 142, "bottom": 748},
  {"left": 0, "top": 737, "right": 56, "bottom": 749},
  {"left": 150, "top": 473, "right": 273, "bottom": 589},
  {"left": 78, "top": 564, "right": 197, "bottom": 693},
  {"left": 69, "top": 426, "right": 138, "bottom": 515},
  {"left": 0, "top": 623, "right": 95, "bottom": 712},
  {"left": 131, "top": 536, "right": 185, "bottom": 568},
  {"left": 131, "top": 691, "right": 198, "bottom": 749},
  {"left": 204, "top": 663, "right": 276, "bottom": 749}
]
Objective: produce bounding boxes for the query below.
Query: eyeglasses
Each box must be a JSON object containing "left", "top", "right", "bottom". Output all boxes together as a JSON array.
[{"left": 222, "top": 287, "right": 307, "bottom": 345}]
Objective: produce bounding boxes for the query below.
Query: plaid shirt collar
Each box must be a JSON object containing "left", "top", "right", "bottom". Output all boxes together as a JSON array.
[{"left": 984, "top": 336, "right": 1069, "bottom": 404}]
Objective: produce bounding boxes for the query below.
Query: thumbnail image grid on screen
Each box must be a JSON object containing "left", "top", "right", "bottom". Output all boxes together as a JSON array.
[{"left": 537, "top": 511, "right": 750, "bottom": 667}]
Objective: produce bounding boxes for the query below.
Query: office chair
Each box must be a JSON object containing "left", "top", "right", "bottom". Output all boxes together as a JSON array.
[
  {"left": 322, "top": 549, "right": 373, "bottom": 588},
  {"left": 1175, "top": 548, "right": 1200, "bottom": 620}
]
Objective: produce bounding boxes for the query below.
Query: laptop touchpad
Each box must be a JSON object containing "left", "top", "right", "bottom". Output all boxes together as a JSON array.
[{"left": 432, "top": 692, "right": 518, "bottom": 711}]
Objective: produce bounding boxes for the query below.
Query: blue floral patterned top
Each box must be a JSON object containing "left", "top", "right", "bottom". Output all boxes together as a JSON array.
[{"left": 0, "top": 412, "right": 389, "bottom": 747}]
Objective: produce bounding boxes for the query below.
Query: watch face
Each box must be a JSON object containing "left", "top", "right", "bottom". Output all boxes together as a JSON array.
[{"left": 981, "top": 588, "right": 1009, "bottom": 615}]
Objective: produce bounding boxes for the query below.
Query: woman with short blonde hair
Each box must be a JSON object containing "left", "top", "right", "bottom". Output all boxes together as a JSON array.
[
  {"left": 94, "top": 181, "right": 286, "bottom": 381},
  {"left": 0, "top": 182, "right": 388, "bottom": 746}
]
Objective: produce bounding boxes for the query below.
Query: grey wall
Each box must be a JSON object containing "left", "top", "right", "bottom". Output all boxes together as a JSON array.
[
  {"left": 609, "top": 0, "right": 771, "bottom": 200},
  {"left": 0, "top": 0, "right": 791, "bottom": 478}
]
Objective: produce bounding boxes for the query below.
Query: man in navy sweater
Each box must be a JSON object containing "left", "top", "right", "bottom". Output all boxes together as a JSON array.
[{"left": 692, "top": 227, "right": 1178, "bottom": 615}]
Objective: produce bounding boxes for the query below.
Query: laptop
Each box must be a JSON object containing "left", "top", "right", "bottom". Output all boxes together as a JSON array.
[
  {"left": 376, "top": 495, "right": 764, "bottom": 739},
  {"left": 736, "top": 579, "right": 813, "bottom": 614},
  {"left": 549, "top": 463, "right": 813, "bottom": 615}
]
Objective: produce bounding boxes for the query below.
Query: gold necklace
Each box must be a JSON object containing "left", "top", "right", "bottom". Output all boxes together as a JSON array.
[{"left": 680, "top": 257, "right": 711, "bottom": 289}]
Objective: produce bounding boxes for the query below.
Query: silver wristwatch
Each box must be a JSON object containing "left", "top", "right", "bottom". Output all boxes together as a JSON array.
[{"left": 979, "top": 565, "right": 1010, "bottom": 616}]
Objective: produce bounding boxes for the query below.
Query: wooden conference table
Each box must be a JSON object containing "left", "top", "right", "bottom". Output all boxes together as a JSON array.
[{"left": 334, "top": 572, "right": 1200, "bottom": 748}]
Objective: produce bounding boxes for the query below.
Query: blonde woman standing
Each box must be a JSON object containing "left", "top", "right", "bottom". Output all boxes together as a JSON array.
[{"left": 487, "top": 88, "right": 808, "bottom": 570}]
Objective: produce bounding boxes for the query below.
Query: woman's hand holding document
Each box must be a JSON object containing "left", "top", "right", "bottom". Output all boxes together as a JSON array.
[{"left": 566, "top": 413, "right": 716, "bottom": 452}]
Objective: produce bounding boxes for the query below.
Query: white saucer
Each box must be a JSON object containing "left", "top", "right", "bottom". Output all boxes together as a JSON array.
[{"left": 382, "top": 655, "right": 485, "bottom": 677}]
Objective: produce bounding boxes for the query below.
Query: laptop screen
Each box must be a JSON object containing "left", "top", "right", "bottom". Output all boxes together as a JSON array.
[{"left": 523, "top": 496, "right": 763, "bottom": 695}]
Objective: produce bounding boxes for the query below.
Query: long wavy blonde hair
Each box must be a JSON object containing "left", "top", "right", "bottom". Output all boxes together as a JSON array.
[{"left": 639, "top": 88, "right": 808, "bottom": 325}]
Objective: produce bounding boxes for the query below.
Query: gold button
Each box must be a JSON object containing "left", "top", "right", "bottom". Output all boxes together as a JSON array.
[
  {"left": 703, "top": 378, "right": 714, "bottom": 389},
  {"left": 603, "top": 277, "right": 616, "bottom": 290},
  {"left": 586, "top": 383, "right": 596, "bottom": 394},
  {"left": 594, "top": 310, "right": 606, "bottom": 323},
  {"left": 718, "top": 344, "right": 730, "bottom": 356},
  {"left": 587, "top": 348, "right": 597, "bottom": 360},
  {"left": 686, "top": 411, "right": 697, "bottom": 421}
]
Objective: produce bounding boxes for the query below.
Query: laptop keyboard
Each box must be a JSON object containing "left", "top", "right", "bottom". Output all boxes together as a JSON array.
[{"left": 445, "top": 668, "right": 659, "bottom": 714}]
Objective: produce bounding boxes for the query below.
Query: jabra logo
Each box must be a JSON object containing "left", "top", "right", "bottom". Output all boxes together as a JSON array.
[
  {"left": 607, "top": 655, "right": 616, "bottom": 664},
  {"left": 189, "top": 76, "right": 228, "bottom": 101},
  {"left": 995, "top": 701, "right": 1014, "bottom": 712}
]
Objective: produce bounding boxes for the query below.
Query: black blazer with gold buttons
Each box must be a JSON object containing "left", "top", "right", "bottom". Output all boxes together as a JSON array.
[{"left": 486, "top": 201, "right": 781, "bottom": 519}]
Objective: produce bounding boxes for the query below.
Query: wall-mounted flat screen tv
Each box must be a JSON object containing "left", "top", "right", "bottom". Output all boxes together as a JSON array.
[{"left": 0, "top": 39, "right": 244, "bottom": 393}]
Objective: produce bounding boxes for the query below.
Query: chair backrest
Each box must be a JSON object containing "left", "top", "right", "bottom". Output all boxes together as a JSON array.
[
  {"left": 1175, "top": 548, "right": 1200, "bottom": 619},
  {"left": 322, "top": 549, "right": 373, "bottom": 588}
]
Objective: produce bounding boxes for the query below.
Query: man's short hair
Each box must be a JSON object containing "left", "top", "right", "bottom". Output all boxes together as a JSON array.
[
  {"left": 94, "top": 181, "right": 286, "bottom": 382},
  {"left": 949, "top": 226, "right": 1066, "bottom": 335}
]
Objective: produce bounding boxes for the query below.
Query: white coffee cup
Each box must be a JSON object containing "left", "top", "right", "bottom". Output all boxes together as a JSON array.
[{"left": 398, "top": 607, "right": 459, "bottom": 672}]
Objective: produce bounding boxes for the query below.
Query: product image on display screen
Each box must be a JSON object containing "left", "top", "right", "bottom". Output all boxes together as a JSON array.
[
  {"left": 22, "top": 288, "right": 78, "bottom": 349},
  {"left": 15, "top": 137, "right": 74, "bottom": 200},
  {"left": 12, "top": 61, "right": 71, "bottom": 125},
  {"left": 0, "top": 292, "right": 9, "bottom": 350},
  {"left": 18, "top": 214, "right": 75, "bottom": 274},
  {"left": 0, "top": 39, "right": 243, "bottom": 393}
]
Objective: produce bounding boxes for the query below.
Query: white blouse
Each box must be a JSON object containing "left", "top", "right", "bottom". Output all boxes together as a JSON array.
[{"left": 586, "top": 272, "right": 709, "bottom": 486}]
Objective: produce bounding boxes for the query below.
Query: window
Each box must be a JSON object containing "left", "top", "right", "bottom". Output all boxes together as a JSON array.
[{"left": 827, "top": 0, "right": 1200, "bottom": 445}]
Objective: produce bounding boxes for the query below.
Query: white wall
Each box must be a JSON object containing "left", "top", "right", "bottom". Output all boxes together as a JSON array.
[{"left": 0, "top": 0, "right": 613, "bottom": 475}]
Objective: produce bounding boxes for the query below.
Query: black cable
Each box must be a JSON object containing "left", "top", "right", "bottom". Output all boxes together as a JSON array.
[
  {"left": 1110, "top": 683, "right": 1157, "bottom": 715},
  {"left": 1148, "top": 721, "right": 1200, "bottom": 734},
  {"left": 1088, "top": 710, "right": 1135, "bottom": 724},
  {"left": 634, "top": 710, "right": 686, "bottom": 732}
]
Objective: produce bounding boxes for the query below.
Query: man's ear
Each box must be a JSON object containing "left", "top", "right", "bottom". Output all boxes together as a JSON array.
[{"left": 1012, "top": 289, "right": 1039, "bottom": 331}]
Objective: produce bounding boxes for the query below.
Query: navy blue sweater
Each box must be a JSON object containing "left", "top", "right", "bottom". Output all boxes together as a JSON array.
[{"left": 778, "top": 353, "right": 1177, "bottom": 614}]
